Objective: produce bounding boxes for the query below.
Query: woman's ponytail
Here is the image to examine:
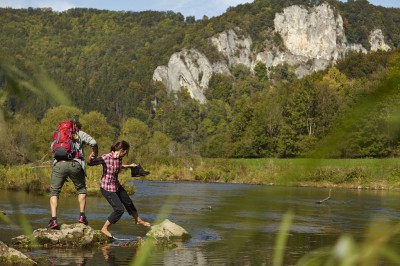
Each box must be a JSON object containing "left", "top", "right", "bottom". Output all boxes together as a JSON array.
[
  {"left": 110, "top": 140, "right": 130, "bottom": 152},
  {"left": 110, "top": 144, "right": 116, "bottom": 152}
]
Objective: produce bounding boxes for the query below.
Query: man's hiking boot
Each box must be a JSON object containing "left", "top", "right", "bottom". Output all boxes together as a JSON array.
[
  {"left": 78, "top": 215, "right": 89, "bottom": 225},
  {"left": 130, "top": 164, "right": 150, "bottom": 177},
  {"left": 47, "top": 219, "right": 59, "bottom": 230}
]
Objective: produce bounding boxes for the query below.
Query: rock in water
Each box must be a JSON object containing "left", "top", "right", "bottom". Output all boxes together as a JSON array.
[
  {"left": 0, "top": 240, "right": 37, "bottom": 265},
  {"left": 12, "top": 223, "right": 111, "bottom": 248},
  {"left": 146, "top": 219, "right": 191, "bottom": 241}
]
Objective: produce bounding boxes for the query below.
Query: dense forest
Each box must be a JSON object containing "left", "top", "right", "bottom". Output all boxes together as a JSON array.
[{"left": 1, "top": 0, "right": 400, "bottom": 164}]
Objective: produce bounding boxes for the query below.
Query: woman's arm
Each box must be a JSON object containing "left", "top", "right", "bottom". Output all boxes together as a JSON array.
[{"left": 121, "top": 162, "right": 138, "bottom": 169}]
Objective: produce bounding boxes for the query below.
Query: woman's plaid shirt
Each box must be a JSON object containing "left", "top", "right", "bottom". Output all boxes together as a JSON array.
[{"left": 88, "top": 151, "right": 121, "bottom": 192}]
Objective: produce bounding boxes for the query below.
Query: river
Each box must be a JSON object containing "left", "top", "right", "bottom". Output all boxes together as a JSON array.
[{"left": 1, "top": 180, "right": 400, "bottom": 265}]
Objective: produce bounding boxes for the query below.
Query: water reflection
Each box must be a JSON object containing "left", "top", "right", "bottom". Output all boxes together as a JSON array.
[
  {"left": 100, "top": 245, "right": 136, "bottom": 266},
  {"left": 47, "top": 249, "right": 94, "bottom": 265},
  {"left": 1, "top": 181, "right": 400, "bottom": 265},
  {"left": 162, "top": 248, "right": 209, "bottom": 265}
]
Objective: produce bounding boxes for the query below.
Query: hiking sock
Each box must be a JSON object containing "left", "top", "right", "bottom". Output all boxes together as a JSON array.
[{"left": 80, "top": 212, "right": 85, "bottom": 217}]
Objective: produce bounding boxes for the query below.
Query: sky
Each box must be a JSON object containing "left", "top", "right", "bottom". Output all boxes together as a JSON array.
[{"left": 0, "top": 1, "right": 399, "bottom": 19}]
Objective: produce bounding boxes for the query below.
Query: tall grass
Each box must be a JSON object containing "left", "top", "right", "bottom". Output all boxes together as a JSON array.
[{"left": 296, "top": 219, "right": 400, "bottom": 265}]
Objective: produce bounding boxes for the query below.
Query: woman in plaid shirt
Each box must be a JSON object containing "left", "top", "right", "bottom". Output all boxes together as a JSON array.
[{"left": 88, "top": 140, "right": 150, "bottom": 238}]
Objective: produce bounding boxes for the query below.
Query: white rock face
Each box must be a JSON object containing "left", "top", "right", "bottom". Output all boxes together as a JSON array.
[
  {"left": 271, "top": 3, "right": 367, "bottom": 76},
  {"left": 153, "top": 49, "right": 229, "bottom": 104},
  {"left": 369, "top": 29, "right": 391, "bottom": 51},
  {"left": 274, "top": 4, "right": 344, "bottom": 61},
  {"left": 153, "top": 3, "right": 390, "bottom": 102},
  {"left": 211, "top": 28, "right": 253, "bottom": 68}
]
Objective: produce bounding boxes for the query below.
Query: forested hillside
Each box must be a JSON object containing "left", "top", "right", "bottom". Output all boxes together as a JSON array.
[{"left": 1, "top": 0, "right": 400, "bottom": 164}]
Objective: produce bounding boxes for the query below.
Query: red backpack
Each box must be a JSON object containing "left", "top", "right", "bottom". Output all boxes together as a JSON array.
[{"left": 51, "top": 121, "right": 80, "bottom": 160}]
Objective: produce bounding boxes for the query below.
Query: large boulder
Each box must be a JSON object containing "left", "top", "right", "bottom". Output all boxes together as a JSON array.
[
  {"left": 146, "top": 219, "right": 191, "bottom": 241},
  {"left": 0, "top": 241, "right": 37, "bottom": 265},
  {"left": 11, "top": 223, "right": 111, "bottom": 249}
]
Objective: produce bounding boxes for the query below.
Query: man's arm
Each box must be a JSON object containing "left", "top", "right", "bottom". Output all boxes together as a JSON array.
[
  {"left": 91, "top": 144, "right": 98, "bottom": 158},
  {"left": 78, "top": 130, "right": 98, "bottom": 157}
]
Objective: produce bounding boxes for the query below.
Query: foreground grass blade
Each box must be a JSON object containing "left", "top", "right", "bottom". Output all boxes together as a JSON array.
[{"left": 273, "top": 209, "right": 293, "bottom": 266}]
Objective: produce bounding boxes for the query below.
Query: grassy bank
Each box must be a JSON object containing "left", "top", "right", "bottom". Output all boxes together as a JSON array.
[
  {"left": 1, "top": 158, "right": 400, "bottom": 194},
  {"left": 148, "top": 157, "right": 400, "bottom": 189}
]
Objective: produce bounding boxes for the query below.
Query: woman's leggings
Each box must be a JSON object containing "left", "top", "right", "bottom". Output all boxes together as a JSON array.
[{"left": 101, "top": 186, "right": 138, "bottom": 224}]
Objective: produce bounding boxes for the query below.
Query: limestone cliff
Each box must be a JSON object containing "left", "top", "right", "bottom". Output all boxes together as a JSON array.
[
  {"left": 369, "top": 29, "right": 391, "bottom": 51},
  {"left": 266, "top": 3, "right": 367, "bottom": 77},
  {"left": 153, "top": 3, "right": 391, "bottom": 103},
  {"left": 211, "top": 28, "right": 253, "bottom": 69},
  {"left": 153, "top": 49, "right": 229, "bottom": 104}
]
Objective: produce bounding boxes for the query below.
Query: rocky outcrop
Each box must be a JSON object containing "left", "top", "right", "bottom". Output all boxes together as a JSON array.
[
  {"left": 0, "top": 241, "right": 37, "bottom": 265},
  {"left": 369, "top": 29, "right": 391, "bottom": 51},
  {"left": 153, "top": 3, "right": 391, "bottom": 103},
  {"left": 153, "top": 49, "right": 229, "bottom": 104},
  {"left": 211, "top": 28, "right": 253, "bottom": 69}
]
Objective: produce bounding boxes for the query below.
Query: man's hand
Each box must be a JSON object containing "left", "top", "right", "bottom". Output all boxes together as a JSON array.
[
  {"left": 89, "top": 151, "right": 97, "bottom": 160},
  {"left": 92, "top": 145, "right": 99, "bottom": 158}
]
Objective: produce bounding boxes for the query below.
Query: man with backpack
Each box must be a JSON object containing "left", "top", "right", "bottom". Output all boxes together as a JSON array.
[{"left": 48, "top": 115, "right": 98, "bottom": 229}]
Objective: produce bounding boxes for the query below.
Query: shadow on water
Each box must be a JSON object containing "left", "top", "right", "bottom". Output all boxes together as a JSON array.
[{"left": 1, "top": 180, "right": 400, "bottom": 265}]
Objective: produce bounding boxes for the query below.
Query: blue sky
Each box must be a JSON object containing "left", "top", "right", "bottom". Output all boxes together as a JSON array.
[{"left": 0, "top": 1, "right": 399, "bottom": 19}]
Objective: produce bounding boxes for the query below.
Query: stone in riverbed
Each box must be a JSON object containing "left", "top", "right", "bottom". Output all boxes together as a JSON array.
[
  {"left": 11, "top": 223, "right": 111, "bottom": 249},
  {"left": 146, "top": 219, "right": 191, "bottom": 241},
  {"left": 0, "top": 240, "right": 37, "bottom": 265}
]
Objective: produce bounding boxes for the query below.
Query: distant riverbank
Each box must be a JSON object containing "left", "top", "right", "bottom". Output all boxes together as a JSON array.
[
  {"left": 1, "top": 158, "right": 400, "bottom": 194},
  {"left": 141, "top": 157, "right": 400, "bottom": 190}
]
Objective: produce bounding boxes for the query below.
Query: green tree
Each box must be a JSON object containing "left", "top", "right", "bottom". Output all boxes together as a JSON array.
[
  {"left": 206, "top": 73, "right": 233, "bottom": 102},
  {"left": 254, "top": 61, "right": 269, "bottom": 84},
  {"left": 80, "top": 111, "right": 116, "bottom": 155},
  {"left": 118, "top": 118, "right": 151, "bottom": 162},
  {"left": 143, "top": 131, "right": 171, "bottom": 160},
  {"left": 278, "top": 80, "right": 317, "bottom": 157},
  {"left": 0, "top": 114, "right": 39, "bottom": 164},
  {"left": 247, "top": 91, "right": 282, "bottom": 157},
  {"left": 163, "top": 90, "right": 202, "bottom": 150},
  {"left": 200, "top": 131, "right": 233, "bottom": 158}
]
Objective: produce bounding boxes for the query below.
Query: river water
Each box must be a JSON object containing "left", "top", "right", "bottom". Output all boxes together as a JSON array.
[{"left": 1, "top": 180, "right": 400, "bottom": 265}]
